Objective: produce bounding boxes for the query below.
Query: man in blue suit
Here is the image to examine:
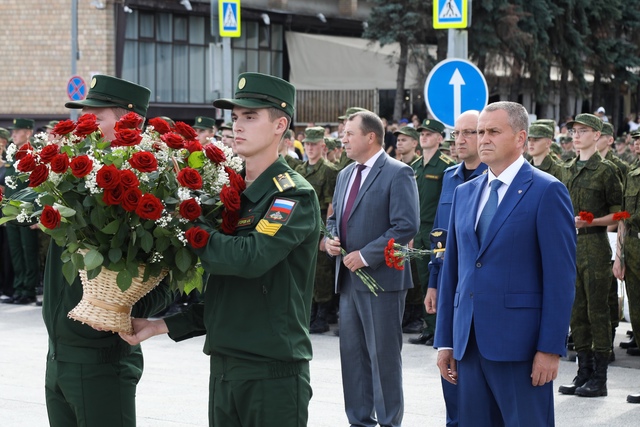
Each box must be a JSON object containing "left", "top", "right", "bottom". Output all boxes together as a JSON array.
[
  {"left": 326, "top": 110, "right": 419, "bottom": 427},
  {"left": 434, "top": 102, "right": 576, "bottom": 427}
]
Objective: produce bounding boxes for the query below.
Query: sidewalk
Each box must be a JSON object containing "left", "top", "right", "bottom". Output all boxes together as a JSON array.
[{"left": 1, "top": 303, "right": 639, "bottom": 426}]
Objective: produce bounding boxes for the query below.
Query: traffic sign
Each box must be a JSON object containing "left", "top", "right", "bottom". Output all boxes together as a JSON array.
[
  {"left": 433, "top": 0, "right": 468, "bottom": 29},
  {"left": 219, "top": 0, "right": 241, "bottom": 37},
  {"left": 67, "top": 75, "right": 87, "bottom": 101},
  {"left": 424, "top": 59, "right": 488, "bottom": 128}
]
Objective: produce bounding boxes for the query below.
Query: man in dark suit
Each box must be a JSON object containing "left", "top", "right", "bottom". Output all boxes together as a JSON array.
[
  {"left": 434, "top": 102, "right": 576, "bottom": 426},
  {"left": 325, "top": 110, "right": 419, "bottom": 427}
]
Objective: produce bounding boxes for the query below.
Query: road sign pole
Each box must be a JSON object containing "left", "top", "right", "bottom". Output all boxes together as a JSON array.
[
  {"left": 447, "top": 29, "right": 468, "bottom": 60},
  {"left": 222, "top": 37, "right": 232, "bottom": 122},
  {"left": 71, "top": 0, "right": 79, "bottom": 121}
]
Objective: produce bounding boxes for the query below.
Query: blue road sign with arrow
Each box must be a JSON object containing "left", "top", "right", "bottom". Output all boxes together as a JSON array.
[{"left": 424, "top": 59, "right": 488, "bottom": 128}]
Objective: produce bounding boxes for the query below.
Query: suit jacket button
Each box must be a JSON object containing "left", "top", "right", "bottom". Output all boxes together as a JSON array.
[
  {"left": 470, "top": 292, "right": 473, "bottom": 298},
  {"left": 476, "top": 262, "right": 481, "bottom": 268}
]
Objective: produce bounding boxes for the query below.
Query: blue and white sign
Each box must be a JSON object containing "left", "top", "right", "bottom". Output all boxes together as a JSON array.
[
  {"left": 219, "top": 0, "right": 241, "bottom": 37},
  {"left": 424, "top": 59, "right": 488, "bottom": 128},
  {"left": 433, "top": 0, "right": 468, "bottom": 29},
  {"left": 67, "top": 75, "right": 87, "bottom": 101}
]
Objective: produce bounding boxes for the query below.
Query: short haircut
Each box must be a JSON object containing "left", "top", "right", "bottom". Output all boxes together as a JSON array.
[
  {"left": 267, "top": 107, "right": 291, "bottom": 129},
  {"left": 284, "top": 129, "right": 294, "bottom": 140},
  {"left": 349, "top": 111, "right": 384, "bottom": 146},
  {"left": 483, "top": 102, "right": 529, "bottom": 134}
]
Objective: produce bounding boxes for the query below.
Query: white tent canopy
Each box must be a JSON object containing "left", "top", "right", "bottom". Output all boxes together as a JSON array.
[{"left": 285, "top": 32, "right": 424, "bottom": 90}]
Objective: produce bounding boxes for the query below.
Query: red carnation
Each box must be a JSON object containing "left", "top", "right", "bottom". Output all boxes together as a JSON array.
[
  {"left": 177, "top": 167, "right": 203, "bottom": 190},
  {"left": 39, "top": 144, "right": 60, "bottom": 164},
  {"left": 103, "top": 184, "right": 124, "bottom": 206},
  {"left": 116, "top": 112, "right": 144, "bottom": 130},
  {"left": 70, "top": 155, "right": 93, "bottom": 178},
  {"left": 161, "top": 132, "right": 185, "bottom": 149},
  {"left": 204, "top": 144, "right": 226, "bottom": 164},
  {"left": 50, "top": 153, "right": 70, "bottom": 174},
  {"left": 75, "top": 114, "right": 100, "bottom": 138},
  {"left": 221, "top": 209, "right": 239, "bottom": 235},
  {"left": 185, "top": 226, "right": 210, "bottom": 249},
  {"left": 96, "top": 164, "right": 122, "bottom": 190},
  {"left": 40, "top": 205, "right": 61, "bottom": 229},
  {"left": 613, "top": 211, "right": 631, "bottom": 222},
  {"left": 122, "top": 187, "right": 142, "bottom": 212},
  {"left": 135, "top": 193, "right": 164, "bottom": 220},
  {"left": 52, "top": 119, "right": 76, "bottom": 136},
  {"left": 17, "top": 153, "right": 37, "bottom": 172},
  {"left": 174, "top": 121, "right": 198, "bottom": 140},
  {"left": 28, "top": 164, "right": 49, "bottom": 187},
  {"left": 128, "top": 151, "right": 158, "bottom": 172},
  {"left": 179, "top": 198, "right": 202, "bottom": 221},
  {"left": 579, "top": 211, "right": 594, "bottom": 224},
  {"left": 148, "top": 117, "right": 172, "bottom": 135},
  {"left": 111, "top": 128, "right": 142, "bottom": 147}
]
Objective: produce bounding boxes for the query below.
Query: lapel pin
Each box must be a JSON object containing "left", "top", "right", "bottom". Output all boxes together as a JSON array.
[{"left": 518, "top": 190, "right": 522, "bottom": 194}]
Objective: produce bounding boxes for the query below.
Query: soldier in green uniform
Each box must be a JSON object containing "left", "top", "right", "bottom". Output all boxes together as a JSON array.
[
  {"left": 2, "top": 118, "right": 40, "bottom": 304},
  {"left": 614, "top": 161, "right": 640, "bottom": 403},
  {"left": 278, "top": 129, "right": 302, "bottom": 170},
  {"left": 392, "top": 125, "right": 423, "bottom": 333},
  {"left": 121, "top": 72, "right": 321, "bottom": 427},
  {"left": 219, "top": 121, "right": 234, "bottom": 149},
  {"left": 615, "top": 137, "right": 636, "bottom": 165},
  {"left": 295, "top": 126, "right": 338, "bottom": 333},
  {"left": 325, "top": 136, "right": 339, "bottom": 163},
  {"left": 336, "top": 107, "right": 368, "bottom": 171},
  {"left": 193, "top": 116, "right": 217, "bottom": 145},
  {"left": 559, "top": 133, "right": 577, "bottom": 162},
  {"left": 558, "top": 114, "right": 622, "bottom": 398},
  {"left": 409, "top": 118, "right": 455, "bottom": 345},
  {"left": 42, "top": 75, "right": 173, "bottom": 427},
  {"left": 527, "top": 123, "right": 567, "bottom": 181}
]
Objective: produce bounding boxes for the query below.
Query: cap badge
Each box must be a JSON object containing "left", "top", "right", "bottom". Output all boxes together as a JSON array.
[
  {"left": 426, "top": 120, "right": 430, "bottom": 125},
  {"left": 238, "top": 77, "right": 246, "bottom": 90},
  {"left": 128, "top": 104, "right": 133, "bottom": 109},
  {"left": 90, "top": 77, "right": 97, "bottom": 88},
  {"left": 281, "top": 102, "right": 287, "bottom": 108},
  {"left": 197, "top": 118, "right": 202, "bottom": 123}
]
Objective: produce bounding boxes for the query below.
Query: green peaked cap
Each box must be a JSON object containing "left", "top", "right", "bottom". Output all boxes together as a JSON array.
[
  {"left": 65, "top": 74, "right": 151, "bottom": 117},
  {"left": 213, "top": 72, "right": 295, "bottom": 118}
]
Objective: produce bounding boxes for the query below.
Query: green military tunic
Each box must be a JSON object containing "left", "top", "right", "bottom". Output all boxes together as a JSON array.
[
  {"left": 165, "top": 156, "right": 320, "bottom": 426},
  {"left": 295, "top": 157, "right": 337, "bottom": 303},
  {"left": 620, "top": 167, "right": 640, "bottom": 346},
  {"left": 565, "top": 152, "right": 622, "bottom": 355},
  {"left": 283, "top": 153, "right": 302, "bottom": 170},
  {"left": 336, "top": 150, "right": 354, "bottom": 171},
  {"left": 530, "top": 154, "right": 566, "bottom": 182},
  {"left": 44, "top": 242, "right": 173, "bottom": 427}
]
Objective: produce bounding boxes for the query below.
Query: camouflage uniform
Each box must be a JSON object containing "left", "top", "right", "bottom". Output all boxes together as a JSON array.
[
  {"left": 565, "top": 152, "right": 622, "bottom": 355},
  {"left": 283, "top": 154, "right": 302, "bottom": 170},
  {"left": 529, "top": 153, "right": 566, "bottom": 182},
  {"left": 335, "top": 150, "right": 354, "bottom": 171},
  {"left": 621, "top": 167, "right": 640, "bottom": 354}
]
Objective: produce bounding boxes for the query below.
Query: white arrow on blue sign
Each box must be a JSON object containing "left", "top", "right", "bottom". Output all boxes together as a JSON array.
[{"left": 424, "top": 59, "right": 488, "bottom": 128}]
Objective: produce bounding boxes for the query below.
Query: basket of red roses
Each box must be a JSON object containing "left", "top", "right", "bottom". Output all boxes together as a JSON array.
[{"left": 0, "top": 113, "right": 244, "bottom": 333}]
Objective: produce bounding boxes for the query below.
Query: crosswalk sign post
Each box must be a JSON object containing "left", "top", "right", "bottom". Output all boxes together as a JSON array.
[
  {"left": 219, "top": 0, "right": 241, "bottom": 37},
  {"left": 433, "top": 0, "right": 468, "bottom": 29}
]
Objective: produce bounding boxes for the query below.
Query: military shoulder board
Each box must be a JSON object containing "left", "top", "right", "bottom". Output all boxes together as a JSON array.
[{"left": 273, "top": 172, "right": 296, "bottom": 192}]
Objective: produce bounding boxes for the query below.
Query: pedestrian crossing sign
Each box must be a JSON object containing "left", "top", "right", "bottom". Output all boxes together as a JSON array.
[
  {"left": 219, "top": 0, "right": 241, "bottom": 37},
  {"left": 433, "top": 0, "right": 468, "bottom": 29}
]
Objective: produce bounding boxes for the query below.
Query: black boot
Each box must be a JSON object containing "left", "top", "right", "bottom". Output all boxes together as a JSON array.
[
  {"left": 558, "top": 350, "right": 594, "bottom": 395},
  {"left": 575, "top": 352, "right": 609, "bottom": 397},
  {"left": 402, "top": 305, "right": 423, "bottom": 334},
  {"left": 309, "top": 302, "right": 330, "bottom": 334}
]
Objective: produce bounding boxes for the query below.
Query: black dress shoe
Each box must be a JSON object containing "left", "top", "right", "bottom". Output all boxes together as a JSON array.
[
  {"left": 628, "top": 393, "right": 640, "bottom": 403},
  {"left": 627, "top": 347, "right": 640, "bottom": 356},
  {"left": 620, "top": 338, "right": 637, "bottom": 349},
  {"left": 12, "top": 296, "right": 36, "bottom": 305},
  {"left": 409, "top": 332, "right": 434, "bottom": 345}
]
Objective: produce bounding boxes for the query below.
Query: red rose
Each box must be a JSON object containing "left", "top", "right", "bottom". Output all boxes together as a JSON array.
[
  {"left": 70, "top": 155, "right": 93, "bottom": 178},
  {"left": 179, "top": 198, "right": 202, "bottom": 221},
  {"left": 161, "top": 132, "right": 185, "bottom": 149},
  {"left": 177, "top": 167, "right": 202, "bottom": 190},
  {"left": 111, "top": 128, "right": 142, "bottom": 147},
  {"left": 135, "top": 193, "right": 164, "bottom": 220},
  {"left": 148, "top": 117, "right": 172, "bottom": 135},
  {"left": 220, "top": 185, "right": 241, "bottom": 212},
  {"left": 103, "top": 184, "right": 124, "bottom": 206},
  {"left": 174, "top": 122, "right": 198, "bottom": 140},
  {"left": 40, "top": 205, "right": 61, "bottom": 229},
  {"left": 96, "top": 164, "right": 122, "bottom": 190},
  {"left": 204, "top": 144, "right": 226, "bottom": 164},
  {"left": 52, "top": 119, "right": 76, "bottom": 136},
  {"left": 226, "top": 167, "right": 246, "bottom": 193},
  {"left": 120, "top": 169, "right": 140, "bottom": 187},
  {"left": 185, "top": 139, "right": 203, "bottom": 153},
  {"left": 50, "top": 153, "right": 70, "bottom": 174},
  {"left": 122, "top": 187, "right": 142, "bottom": 212},
  {"left": 39, "top": 144, "right": 60, "bottom": 164},
  {"left": 128, "top": 151, "right": 158, "bottom": 172},
  {"left": 28, "top": 164, "right": 49, "bottom": 187},
  {"left": 74, "top": 114, "right": 100, "bottom": 138},
  {"left": 185, "top": 226, "right": 210, "bottom": 249},
  {"left": 221, "top": 209, "right": 239, "bottom": 235},
  {"left": 115, "top": 112, "right": 144, "bottom": 130},
  {"left": 14, "top": 143, "right": 33, "bottom": 161},
  {"left": 17, "top": 153, "right": 37, "bottom": 172},
  {"left": 0, "top": 187, "right": 3, "bottom": 203}
]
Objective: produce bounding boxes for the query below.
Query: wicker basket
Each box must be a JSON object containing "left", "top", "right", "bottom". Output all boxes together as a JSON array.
[{"left": 68, "top": 264, "right": 167, "bottom": 334}]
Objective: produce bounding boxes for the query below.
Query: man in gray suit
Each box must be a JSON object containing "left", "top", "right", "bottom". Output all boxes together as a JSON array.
[{"left": 326, "top": 111, "right": 420, "bottom": 427}]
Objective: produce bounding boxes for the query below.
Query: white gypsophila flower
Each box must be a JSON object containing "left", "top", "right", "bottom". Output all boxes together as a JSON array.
[
  {"left": 139, "top": 132, "right": 156, "bottom": 151},
  {"left": 34, "top": 194, "right": 44, "bottom": 208},
  {"left": 227, "top": 156, "right": 244, "bottom": 172},
  {"left": 48, "top": 172, "right": 63, "bottom": 186},
  {"left": 5, "top": 144, "right": 16, "bottom": 162},
  {"left": 85, "top": 172, "right": 101, "bottom": 195},
  {"left": 177, "top": 187, "right": 191, "bottom": 201},
  {"left": 16, "top": 209, "right": 30, "bottom": 223},
  {"left": 177, "top": 230, "right": 187, "bottom": 246},
  {"left": 155, "top": 213, "right": 171, "bottom": 228},
  {"left": 5, "top": 176, "right": 17, "bottom": 190},
  {"left": 33, "top": 133, "right": 48, "bottom": 145},
  {"left": 149, "top": 252, "right": 163, "bottom": 263}
]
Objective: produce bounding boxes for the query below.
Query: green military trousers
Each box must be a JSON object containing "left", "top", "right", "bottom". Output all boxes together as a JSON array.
[
  {"left": 5, "top": 223, "right": 39, "bottom": 298},
  {"left": 209, "top": 355, "right": 311, "bottom": 427},
  {"left": 44, "top": 347, "right": 143, "bottom": 427},
  {"left": 624, "top": 236, "right": 640, "bottom": 342}
]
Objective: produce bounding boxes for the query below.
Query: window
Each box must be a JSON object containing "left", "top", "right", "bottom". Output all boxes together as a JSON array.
[{"left": 122, "top": 10, "right": 284, "bottom": 105}]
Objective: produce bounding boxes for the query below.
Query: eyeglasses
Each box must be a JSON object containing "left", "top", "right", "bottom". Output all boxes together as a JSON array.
[
  {"left": 450, "top": 130, "right": 477, "bottom": 139},
  {"left": 567, "top": 129, "right": 593, "bottom": 137}
]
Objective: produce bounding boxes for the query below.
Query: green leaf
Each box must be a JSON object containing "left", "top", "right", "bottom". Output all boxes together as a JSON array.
[
  {"left": 175, "top": 247, "right": 192, "bottom": 272},
  {"left": 53, "top": 203, "right": 76, "bottom": 218},
  {"left": 0, "top": 217, "right": 15, "bottom": 225},
  {"left": 126, "top": 260, "right": 139, "bottom": 278},
  {"left": 90, "top": 206, "right": 107, "bottom": 229},
  {"left": 101, "top": 220, "right": 121, "bottom": 235},
  {"left": 108, "top": 248, "right": 123, "bottom": 263},
  {"left": 140, "top": 231, "right": 153, "bottom": 253},
  {"left": 62, "top": 261, "right": 78, "bottom": 285},
  {"left": 108, "top": 259, "right": 126, "bottom": 271},
  {"left": 116, "top": 270, "right": 133, "bottom": 292},
  {"left": 83, "top": 249, "right": 104, "bottom": 270},
  {"left": 155, "top": 236, "right": 170, "bottom": 252}
]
